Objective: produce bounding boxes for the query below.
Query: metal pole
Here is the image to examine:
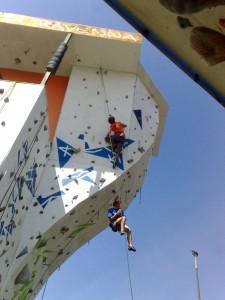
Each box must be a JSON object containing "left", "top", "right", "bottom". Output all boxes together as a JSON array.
[
  {"left": 192, "top": 250, "right": 202, "bottom": 300},
  {"left": 41, "top": 32, "right": 72, "bottom": 86}
]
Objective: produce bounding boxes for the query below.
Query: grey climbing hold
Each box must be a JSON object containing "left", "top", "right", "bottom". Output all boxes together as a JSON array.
[
  {"left": 9, "top": 171, "right": 14, "bottom": 178},
  {"left": 15, "top": 265, "right": 30, "bottom": 285},
  {"left": 0, "top": 88, "right": 4, "bottom": 94},
  {"left": 14, "top": 57, "right": 21, "bottom": 65},
  {"left": 11, "top": 219, "right": 16, "bottom": 228},
  {"left": 127, "top": 159, "right": 134, "bottom": 164},
  {"left": 60, "top": 226, "right": 69, "bottom": 234},
  {"left": 138, "top": 147, "right": 145, "bottom": 153},
  {"left": 16, "top": 246, "right": 28, "bottom": 259},
  {"left": 0, "top": 206, "right": 6, "bottom": 212},
  {"left": 58, "top": 249, "right": 63, "bottom": 256}
]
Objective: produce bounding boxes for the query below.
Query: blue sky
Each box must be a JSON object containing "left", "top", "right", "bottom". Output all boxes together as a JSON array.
[{"left": 1, "top": 1, "right": 225, "bottom": 299}]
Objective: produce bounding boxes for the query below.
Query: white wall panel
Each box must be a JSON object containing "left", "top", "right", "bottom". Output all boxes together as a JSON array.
[{"left": 0, "top": 80, "right": 50, "bottom": 299}]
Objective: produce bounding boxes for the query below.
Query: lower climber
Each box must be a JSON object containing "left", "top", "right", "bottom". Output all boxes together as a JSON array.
[
  {"left": 108, "top": 196, "right": 136, "bottom": 252},
  {"left": 105, "top": 115, "right": 126, "bottom": 168}
]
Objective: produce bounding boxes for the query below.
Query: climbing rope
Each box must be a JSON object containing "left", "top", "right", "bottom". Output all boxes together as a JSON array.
[
  {"left": 99, "top": 67, "right": 110, "bottom": 116},
  {"left": 99, "top": 67, "right": 138, "bottom": 165},
  {"left": 124, "top": 236, "right": 134, "bottom": 300},
  {"left": 139, "top": 187, "right": 142, "bottom": 205},
  {"left": 126, "top": 74, "right": 138, "bottom": 160}
]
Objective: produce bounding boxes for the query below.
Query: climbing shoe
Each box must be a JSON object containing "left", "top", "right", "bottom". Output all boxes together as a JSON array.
[{"left": 128, "top": 246, "right": 136, "bottom": 252}]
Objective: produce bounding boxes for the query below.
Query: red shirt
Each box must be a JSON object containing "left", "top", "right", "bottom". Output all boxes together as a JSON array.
[{"left": 110, "top": 122, "right": 125, "bottom": 134}]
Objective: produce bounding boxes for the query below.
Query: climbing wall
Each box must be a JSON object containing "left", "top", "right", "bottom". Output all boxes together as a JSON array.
[
  {"left": 0, "top": 80, "right": 50, "bottom": 299},
  {"left": 0, "top": 64, "right": 163, "bottom": 299}
]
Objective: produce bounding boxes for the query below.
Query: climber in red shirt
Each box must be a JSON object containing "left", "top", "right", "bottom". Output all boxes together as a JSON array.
[{"left": 105, "top": 116, "right": 127, "bottom": 168}]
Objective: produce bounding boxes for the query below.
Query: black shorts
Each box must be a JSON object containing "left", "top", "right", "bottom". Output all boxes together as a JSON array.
[
  {"left": 109, "top": 222, "right": 121, "bottom": 232},
  {"left": 110, "top": 134, "right": 125, "bottom": 154}
]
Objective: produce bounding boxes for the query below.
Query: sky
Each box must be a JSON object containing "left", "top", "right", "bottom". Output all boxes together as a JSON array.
[{"left": 1, "top": 1, "right": 225, "bottom": 300}]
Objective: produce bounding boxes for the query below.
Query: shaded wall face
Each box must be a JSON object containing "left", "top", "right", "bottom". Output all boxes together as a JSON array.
[
  {"left": 0, "top": 82, "right": 51, "bottom": 300},
  {"left": 0, "top": 68, "right": 69, "bottom": 140}
]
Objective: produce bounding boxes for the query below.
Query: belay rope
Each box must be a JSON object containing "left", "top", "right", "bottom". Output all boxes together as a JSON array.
[
  {"left": 100, "top": 67, "right": 137, "bottom": 300},
  {"left": 99, "top": 67, "right": 138, "bottom": 163},
  {"left": 124, "top": 236, "right": 134, "bottom": 300},
  {"left": 99, "top": 67, "right": 115, "bottom": 164}
]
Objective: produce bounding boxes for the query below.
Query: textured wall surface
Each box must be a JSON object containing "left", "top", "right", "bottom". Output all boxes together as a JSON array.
[
  {"left": 0, "top": 80, "right": 50, "bottom": 299},
  {"left": 0, "top": 68, "right": 69, "bottom": 140},
  {"left": 0, "top": 64, "right": 163, "bottom": 299}
]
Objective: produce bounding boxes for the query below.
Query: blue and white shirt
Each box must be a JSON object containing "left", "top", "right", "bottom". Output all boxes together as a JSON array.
[{"left": 107, "top": 207, "right": 125, "bottom": 220}]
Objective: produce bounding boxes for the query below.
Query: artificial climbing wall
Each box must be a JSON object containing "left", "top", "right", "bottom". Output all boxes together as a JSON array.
[
  {"left": 0, "top": 80, "right": 50, "bottom": 299},
  {"left": 0, "top": 65, "right": 161, "bottom": 300}
]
